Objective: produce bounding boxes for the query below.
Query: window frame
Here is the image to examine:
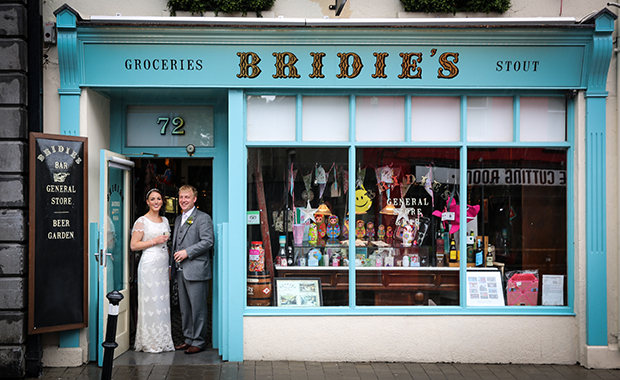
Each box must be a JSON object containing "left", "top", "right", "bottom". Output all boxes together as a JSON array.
[{"left": 243, "top": 91, "right": 574, "bottom": 317}]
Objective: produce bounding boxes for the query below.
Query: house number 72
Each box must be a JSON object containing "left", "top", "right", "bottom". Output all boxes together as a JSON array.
[{"left": 158, "top": 117, "right": 186, "bottom": 135}]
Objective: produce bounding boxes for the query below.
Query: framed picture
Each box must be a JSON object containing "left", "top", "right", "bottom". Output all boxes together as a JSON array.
[
  {"left": 274, "top": 277, "right": 323, "bottom": 307},
  {"left": 466, "top": 269, "right": 505, "bottom": 307}
]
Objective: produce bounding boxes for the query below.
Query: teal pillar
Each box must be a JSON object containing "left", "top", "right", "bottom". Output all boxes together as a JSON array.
[
  {"left": 226, "top": 89, "right": 246, "bottom": 361},
  {"left": 54, "top": 5, "right": 82, "bottom": 347},
  {"left": 584, "top": 10, "right": 616, "bottom": 346}
]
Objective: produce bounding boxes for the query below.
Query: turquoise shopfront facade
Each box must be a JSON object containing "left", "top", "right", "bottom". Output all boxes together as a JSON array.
[{"left": 53, "top": 4, "right": 615, "bottom": 364}]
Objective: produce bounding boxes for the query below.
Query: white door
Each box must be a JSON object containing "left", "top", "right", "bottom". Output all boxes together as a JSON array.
[{"left": 97, "top": 150, "right": 134, "bottom": 365}]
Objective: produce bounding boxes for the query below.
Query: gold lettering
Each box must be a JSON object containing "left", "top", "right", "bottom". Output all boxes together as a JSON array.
[
  {"left": 309, "top": 52, "right": 326, "bottom": 79},
  {"left": 272, "top": 52, "right": 301, "bottom": 79},
  {"left": 372, "top": 52, "right": 389, "bottom": 78},
  {"left": 47, "top": 231, "right": 75, "bottom": 240},
  {"left": 46, "top": 185, "right": 76, "bottom": 193},
  {"left": 336, "top": 52, "right": 363, "bottom": 79},
  {"left": 438, "top": 52, "right": 459, "bottom": 79},
  {"left": 50, "top": 197, "right": 73, "bottom": 205},
  {"left": 52, "top": 219, "right": 70, "bottom": 227},
  {"left": 399, "top": 53, "right": 422, "bottom": 79},
  {"left": 236, "top": 52, "right": 262, "bottom": 79}
]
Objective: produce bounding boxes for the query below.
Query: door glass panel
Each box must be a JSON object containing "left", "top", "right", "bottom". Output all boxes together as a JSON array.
[
  {"left": 355, "top": 147, "right": 460, "bottom": 306},
  {"left": 107, "top": 166, "right": 126, "bottom": 293}
]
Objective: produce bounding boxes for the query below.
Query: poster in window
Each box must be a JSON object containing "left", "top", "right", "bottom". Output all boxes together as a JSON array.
[
  {"left": 274, "top": 278, "right": 323, "bottom": 307},
  {"left": 466, "top": 270, "right": 505, "bottom": 307}
]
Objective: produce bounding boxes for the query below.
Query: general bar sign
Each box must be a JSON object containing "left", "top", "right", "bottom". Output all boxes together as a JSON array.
[{"left": 28, "top": 133, "right": 88, "bottom": 334}]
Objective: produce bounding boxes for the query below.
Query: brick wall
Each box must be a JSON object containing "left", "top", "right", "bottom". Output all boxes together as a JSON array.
[{"left": 0, "top": 0, "right": 39, "bottom": 378}]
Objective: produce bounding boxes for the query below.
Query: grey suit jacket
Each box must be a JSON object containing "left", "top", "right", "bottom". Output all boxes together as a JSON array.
[{"left": 171, "top": 208, "right": 214, "bottom": 281}]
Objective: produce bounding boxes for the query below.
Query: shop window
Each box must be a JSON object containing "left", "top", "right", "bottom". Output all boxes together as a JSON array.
[
  {"left": 247, "top": 148, "right": 349, "bottom": 307},
  {"left": 411, "top": 96, "right": 460, "bottom": 141},
  {"left": 467, "top": 97, "right": 513, "bottom": 142},
  {"left": 355, "top": 96, "right": 405, "bottom": 142},
  {"left": 245, "top": 94, "right": 570, "bottom": 310},
  {"left": 467, "top": 148, "right": 568, "bottom": 306},
  {"left": 355, "top": 148, "right": 460, "bottom": 306},
  {"left": 247, "top": 95, "right": 296, "bottom": 141},
  {"left": 519, "top": 97, "right": 566, "bottom": 142},
  {"left": 302, "top": 96, "right": 349, "bottom": 141}
]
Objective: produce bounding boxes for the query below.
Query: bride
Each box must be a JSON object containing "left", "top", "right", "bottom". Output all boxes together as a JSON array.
[{"left": 130, "top": 188, "right": 175, "bottom": 353}]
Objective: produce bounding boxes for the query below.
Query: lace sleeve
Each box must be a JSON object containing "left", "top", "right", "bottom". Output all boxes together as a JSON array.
[{"left": 132, "top": 216, "right": 146, "bottom": 234}]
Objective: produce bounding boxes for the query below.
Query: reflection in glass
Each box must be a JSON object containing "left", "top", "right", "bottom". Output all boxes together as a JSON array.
[
  {"left": 467, "top": 148, "right": 568, "bottom": 306},
  {"left": 107, "top": 167, "right": 125, "bottom": 293},
  {"left": 355, "top": 148, "right": 461, "bottom": 306},
  {"left": 247, "top": 148, "right": 348, "bottom": 307}
]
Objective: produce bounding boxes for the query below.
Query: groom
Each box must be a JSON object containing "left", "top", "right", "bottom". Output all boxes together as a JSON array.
[{"left": 171, "top": 185, "right": 214, "bottom": 354}]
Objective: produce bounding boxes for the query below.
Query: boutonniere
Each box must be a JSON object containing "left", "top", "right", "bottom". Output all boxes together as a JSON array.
[{"left": 186, "top": 216, "right": 194, "bottom": 225}]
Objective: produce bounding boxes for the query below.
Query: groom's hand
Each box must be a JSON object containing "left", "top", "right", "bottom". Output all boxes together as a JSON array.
[{"left": 174, "top": 249, "right": 188, "bottom": 262}]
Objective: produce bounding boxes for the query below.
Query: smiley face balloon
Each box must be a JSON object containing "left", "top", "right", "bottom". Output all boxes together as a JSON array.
[{"left": 355, "top": 185, "right": 373, "bottom": 214}]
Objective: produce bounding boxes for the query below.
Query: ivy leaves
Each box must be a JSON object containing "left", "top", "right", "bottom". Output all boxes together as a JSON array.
[
  {"left": 400, "top": 0, "right": 510, "bottom": 14},
  {"left": 167, "top": 0, "right": 275, "bottom": 17}
]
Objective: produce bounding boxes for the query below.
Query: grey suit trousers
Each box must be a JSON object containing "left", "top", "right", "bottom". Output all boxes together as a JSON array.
[{"left": 177, "top": 272, "right": 209, "bottom": 348}]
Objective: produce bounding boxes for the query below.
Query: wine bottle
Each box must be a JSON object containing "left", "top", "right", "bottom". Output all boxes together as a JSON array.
[{"left": 486, "top": 246, "right": 494, "bottom": 267}]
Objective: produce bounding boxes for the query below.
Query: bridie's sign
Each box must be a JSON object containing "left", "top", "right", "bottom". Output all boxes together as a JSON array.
[
  {"left": 83, "top": 43, "right": 586, "bottom": 89},
  {"left": 28, "top": 133, "right": 88, "bottom": 334}
]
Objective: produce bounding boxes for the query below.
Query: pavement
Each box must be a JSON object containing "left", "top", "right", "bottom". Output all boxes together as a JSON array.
[{"left": 25, "top": 349, "right": 620, "bottom": 380}]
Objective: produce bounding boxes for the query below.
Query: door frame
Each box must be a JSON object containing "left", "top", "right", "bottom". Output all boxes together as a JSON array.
[
  {"left": 108, "top": 91, "right": 230, "bottom": 357},
  {"left": 97, "top": 150, "right": 134, "bottom": 365}
]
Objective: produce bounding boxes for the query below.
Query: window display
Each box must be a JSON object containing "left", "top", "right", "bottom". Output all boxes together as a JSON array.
[
  {"left": 247, "top": 148, "right": 349, "bottom": 306},
  {"left": 246, "top": 95, "right": 569, "bottom": 309},
  {"left": 354, "top": 148, "right": 461, "bottom": 306}
]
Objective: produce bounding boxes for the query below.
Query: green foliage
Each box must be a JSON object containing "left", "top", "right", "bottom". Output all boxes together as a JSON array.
[
  {"left": 400, "top": 0, "right": 510, "bottom": 14},
  {"left": 167, "top": 0, "right": 276, "bottom": 17}
]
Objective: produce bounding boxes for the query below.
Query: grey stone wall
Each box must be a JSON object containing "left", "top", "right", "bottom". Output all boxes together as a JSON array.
[{"left": 0, "top": 0, "right": 31, "bottom": 378}]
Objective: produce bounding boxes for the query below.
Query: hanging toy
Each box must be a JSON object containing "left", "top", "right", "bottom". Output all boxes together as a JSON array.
[{"left": 355, "top": 185, "right": 373, "bottom": 214}]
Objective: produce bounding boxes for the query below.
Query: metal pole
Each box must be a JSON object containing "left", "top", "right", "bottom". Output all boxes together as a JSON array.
[{"left": 101, "top": 290, "right": 124, "bottom": 380}]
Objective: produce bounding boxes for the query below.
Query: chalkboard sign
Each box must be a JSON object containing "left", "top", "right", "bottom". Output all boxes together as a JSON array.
[{"left": 28, "top": 133, "right": 88, "bottom": 334}]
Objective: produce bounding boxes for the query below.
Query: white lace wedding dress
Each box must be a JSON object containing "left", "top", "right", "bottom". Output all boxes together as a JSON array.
[{"left": 132, "top": 216, "right": 175, "bottom": 353}]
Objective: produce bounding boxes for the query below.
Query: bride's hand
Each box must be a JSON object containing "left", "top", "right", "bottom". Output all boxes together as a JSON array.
[{"left": 153, "top": 234, "right": 169, "bottom": 245}]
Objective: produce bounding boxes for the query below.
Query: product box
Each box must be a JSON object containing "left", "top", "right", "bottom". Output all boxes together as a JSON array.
[{"left": 507, "top": 273, "right": 539, "bottom": 306}]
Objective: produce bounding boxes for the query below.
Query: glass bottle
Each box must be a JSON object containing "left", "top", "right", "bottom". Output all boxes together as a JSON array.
[
  {"left": 475, "top": 238, "right": 483, "bottom": 266},
  {"left": 467, "top": 231, "right": 475, "bottom": 265},
  {"left": 486, "top": 246, "right": 494, "bottom": 267},
  {"left": 277, "top": 235, "right": 287, "bottom": 267},
  {"left": 449, "top": 238, "right": 457, "bottom": 263},
  {"left": 436, "top": 237, "right": 445, "bottom": 267},
  {"left": 287, "top": 246, "right": 294, "bottom": 266}
]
